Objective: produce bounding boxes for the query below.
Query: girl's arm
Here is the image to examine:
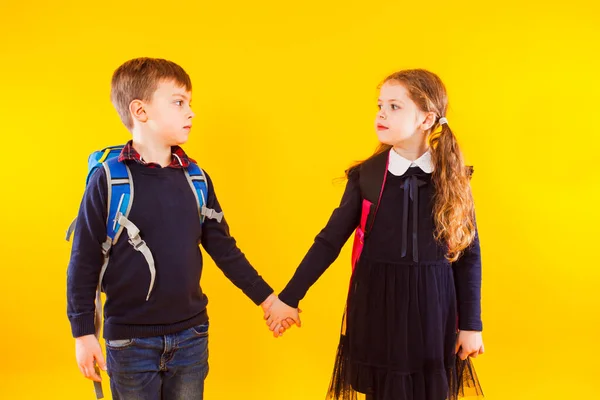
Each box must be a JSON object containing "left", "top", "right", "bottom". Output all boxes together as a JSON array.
[
  {"left": 278, "top": 170, "right": 362, "bottom": 308},
  {"left": 452, "top": 223, "right": 483, "bottom": 332}
]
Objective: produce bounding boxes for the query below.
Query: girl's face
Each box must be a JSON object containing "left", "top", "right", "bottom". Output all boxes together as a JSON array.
[{"left": 375, "top": 81, "right": 433, "bottom": 147}]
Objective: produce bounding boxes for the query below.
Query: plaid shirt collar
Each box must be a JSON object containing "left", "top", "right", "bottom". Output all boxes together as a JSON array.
[{"left": 118, "top": 140, "right": 195, "bottom": 168}]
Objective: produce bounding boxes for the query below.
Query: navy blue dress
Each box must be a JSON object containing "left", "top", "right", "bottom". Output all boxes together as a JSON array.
[{"left": 280, "top": 166, "right": 484, "bottom": 400}]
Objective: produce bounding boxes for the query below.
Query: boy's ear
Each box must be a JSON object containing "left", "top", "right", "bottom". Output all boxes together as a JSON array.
[{"left": 130, "top": 99, "right": 148, "bottom": 123}]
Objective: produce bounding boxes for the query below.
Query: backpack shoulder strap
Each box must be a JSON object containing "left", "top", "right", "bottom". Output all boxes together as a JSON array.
[
  {"left": 86, "top": 145, "right": 125, "bottom": 185},
  {"left": 183, "top": 163, "right": 223, "bottom": 223},
  {"left": 103, "top": 157, "right": 133, "bottom": 244},
  {"left": 102, "top": 158, "right": 157, "bottom": 301},
  {"left": 66, "top": 146, "right": 126, "bottom": 241},
  {"left": 358, "top": 150, "right": 389, "bottom": 234}
]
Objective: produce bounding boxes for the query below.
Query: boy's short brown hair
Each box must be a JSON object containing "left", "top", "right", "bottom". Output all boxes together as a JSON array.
[{"left": 111, "top": 58, "right": 192, "bottom": 130}]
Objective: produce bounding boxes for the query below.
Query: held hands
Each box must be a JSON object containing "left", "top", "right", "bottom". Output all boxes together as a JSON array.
[
  {"left": 455, "top": 330, "right": 484, "bottom": 360},
  {"left": 260, "top": 293, "right": 301, "bottom": 338}
]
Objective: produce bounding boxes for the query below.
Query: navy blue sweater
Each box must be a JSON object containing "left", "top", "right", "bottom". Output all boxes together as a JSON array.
[{"left": 67, "top": 161, "right": 273, "bottom": 340}]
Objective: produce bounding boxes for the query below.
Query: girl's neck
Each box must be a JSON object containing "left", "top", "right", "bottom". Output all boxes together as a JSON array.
[{"left": 392, "top": 142, "right": 429, "bottom": 162}]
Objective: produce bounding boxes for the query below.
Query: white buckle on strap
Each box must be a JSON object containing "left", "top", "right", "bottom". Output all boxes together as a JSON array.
[{"left": 201, "top": 206, "right": 223, "bottom": 223}]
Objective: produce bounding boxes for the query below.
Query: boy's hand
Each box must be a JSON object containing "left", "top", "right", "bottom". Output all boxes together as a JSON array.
[
  {"left": 260, "top": 294, "right": 286, "bottom": 337},
  {"left": 455, "top": 330, "right": 484, "bottom": 360},
  {"left": 75, "top": 334, "right": 107, "bottom": 382},
  {"left": 260, "top": 293, "right": 277, "bottom": 315},
  {"left": 264, "top": 298, "right": 301, "bottom": 338}
]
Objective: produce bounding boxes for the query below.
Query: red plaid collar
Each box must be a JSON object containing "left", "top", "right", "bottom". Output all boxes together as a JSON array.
[{"left": 118, "top": 141, "right": 195, "bottom": 168}]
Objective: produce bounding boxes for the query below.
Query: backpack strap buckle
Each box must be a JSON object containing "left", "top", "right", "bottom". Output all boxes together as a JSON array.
[{"left": 201, "top": 206, "right": 223, "bottom": 223}]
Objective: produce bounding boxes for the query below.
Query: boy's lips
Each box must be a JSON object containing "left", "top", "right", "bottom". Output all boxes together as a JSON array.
[{"left": 377, "top": 124, "right": 388, "bottom": 130}]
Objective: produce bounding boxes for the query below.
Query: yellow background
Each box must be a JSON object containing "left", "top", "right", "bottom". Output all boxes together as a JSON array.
[{"left": 1, "top": 0, "right": 599, "bottom": 398}]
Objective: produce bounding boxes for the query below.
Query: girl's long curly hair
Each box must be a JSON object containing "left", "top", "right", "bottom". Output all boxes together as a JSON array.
[{"left": 351, "top": 69, "right": 476, "bottom": 262}]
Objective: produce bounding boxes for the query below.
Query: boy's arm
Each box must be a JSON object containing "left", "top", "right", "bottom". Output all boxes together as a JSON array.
[
  {"left": 200, "top": 172, "right": 274, "bottom": 305},
  {"left": 67, "top": 168, "right": 108, "bottom": 338}
]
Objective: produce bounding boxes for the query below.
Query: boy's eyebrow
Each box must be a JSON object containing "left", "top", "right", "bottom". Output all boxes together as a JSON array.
[{"left": 172, "top": 93, "right": 191, "bottom": 101}]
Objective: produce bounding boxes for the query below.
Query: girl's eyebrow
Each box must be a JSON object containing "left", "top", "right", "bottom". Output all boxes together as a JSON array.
[{"left": 377, "top": 98, "right": 404, "bottom": 104}]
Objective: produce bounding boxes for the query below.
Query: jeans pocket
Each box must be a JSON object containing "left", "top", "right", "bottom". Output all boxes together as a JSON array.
[
  {"left": 105, "top": 338, "right": 134, "bottom": 349},
  {"left": 191, "top": 323, "right": 209, "bottom": 337}
]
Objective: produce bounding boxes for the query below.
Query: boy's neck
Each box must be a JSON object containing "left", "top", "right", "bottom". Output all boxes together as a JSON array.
[{"left": 131, "top": 133, "right": 172, "bottom": 167}]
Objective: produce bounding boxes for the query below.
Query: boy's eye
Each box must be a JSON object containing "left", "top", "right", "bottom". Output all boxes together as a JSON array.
[
  {"left": 391, "top": 104, "right": 400, "bottom": 110},
  {"left": 175, "top": 100, "right": 183, "bottom": 106},
  {"left": 377, "top": 104, "right": 382, "bottom": 110}
]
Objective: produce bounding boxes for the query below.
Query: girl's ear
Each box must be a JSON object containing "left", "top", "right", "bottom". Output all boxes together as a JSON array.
[{"left": 421, "top": 111, "right": 437, "bottom": 131}]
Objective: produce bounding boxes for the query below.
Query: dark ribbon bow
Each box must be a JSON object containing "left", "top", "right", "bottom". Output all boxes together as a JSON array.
[{"left": 400, "top": 174, "right": 428, "bottom": 262}]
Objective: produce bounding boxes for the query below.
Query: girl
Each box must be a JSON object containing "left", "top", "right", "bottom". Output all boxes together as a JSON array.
[{"left": 267, "top": 69, "right": 484, "bottom": 400}]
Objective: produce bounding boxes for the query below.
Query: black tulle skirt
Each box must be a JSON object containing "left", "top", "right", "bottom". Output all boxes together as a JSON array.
[{"left": 327, "top": 257, "right": 483, "bottom": 400}]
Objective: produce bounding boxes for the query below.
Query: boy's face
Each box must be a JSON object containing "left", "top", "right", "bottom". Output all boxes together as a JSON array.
[{"left": 142, "top": 79, "right": 194, "bottom": 146}]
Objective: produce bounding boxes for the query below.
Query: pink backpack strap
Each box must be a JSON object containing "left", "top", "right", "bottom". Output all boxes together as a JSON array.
[{"left": 351, "top": 150, "right": 390, "bottom": 271}]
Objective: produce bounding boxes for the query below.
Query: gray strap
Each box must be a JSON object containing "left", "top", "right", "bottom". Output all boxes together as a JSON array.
[
  {"left": 93, "top": 373, "right": 104, "bottom": 399},
  {"left": 95, "top": 240, "right": 112, "bottom": 338},
  {"left": 97, "top": 240, "right": 112, "bottom": 305},
  {"left": 66, "top": 217, "right": 77, "bottom": 241},
  {"left": 93, "top": 240, "right": 111, "bottom": 400},
  {"left": 201, "top": 206, "right": 223, "bottom": 223},
  {"left": 116, "top": 214, "right": 156, "bottom": 300},
  {"left": 94, "top": 238, "right": 112, "bottom": 339},
  {"left": 94, "top": 288, "right": 103, "bottom": 338}
]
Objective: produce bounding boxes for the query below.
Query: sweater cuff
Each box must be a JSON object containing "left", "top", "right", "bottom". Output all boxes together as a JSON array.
[
  {"left": 458, "top": 322, "right": 483, "bottom": 331},
  {"left": 278, "top": 289, "right": 299, "bottom": 308},
  {"left": 457, "top": 302, "right": 482, "bottom": 331},
  {"left": 244, "top": 279, "right": 274, "bottom": 306},
  {"left": 458, "top": 316, "right": 483, "bottom": 331},
  {"left": 70, "top": 315, "right": 97, "bottom": 338}
]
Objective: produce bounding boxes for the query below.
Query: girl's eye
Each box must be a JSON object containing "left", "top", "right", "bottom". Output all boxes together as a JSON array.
[
  {"left": 391, "top": 104, "right": 400, "bottom": 110},
  {"left": 377, "top": 104, "right": 382, "bottom": 110},
  {"left": 175, "top": 100, "right": 183, "bottom": 106}
]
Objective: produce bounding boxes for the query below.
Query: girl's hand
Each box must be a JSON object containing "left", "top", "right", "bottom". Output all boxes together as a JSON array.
[
  {"left": 264, "top": 298, "right": 301, "bottom": 338},
  {"left": 455, "top": 330, "right": 484, "bottom": 360}
]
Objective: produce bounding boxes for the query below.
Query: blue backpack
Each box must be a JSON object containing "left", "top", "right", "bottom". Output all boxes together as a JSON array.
[{"left": 66, "top": 145, "right": 222, "bottom": 399}]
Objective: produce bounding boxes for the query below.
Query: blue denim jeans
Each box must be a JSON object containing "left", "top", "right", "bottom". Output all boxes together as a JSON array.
[{"left": 106, "top": 323, "right": 209, "bottom": 400}]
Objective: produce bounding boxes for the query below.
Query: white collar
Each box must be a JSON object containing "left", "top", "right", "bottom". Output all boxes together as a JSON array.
[{"left": 388, "top": 149, "right": 434, "bottom": 176}]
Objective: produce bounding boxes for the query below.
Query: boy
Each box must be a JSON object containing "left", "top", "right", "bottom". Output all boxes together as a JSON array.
[{"left": 67, "top": 57, "right": 298, "bottom": 399}]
